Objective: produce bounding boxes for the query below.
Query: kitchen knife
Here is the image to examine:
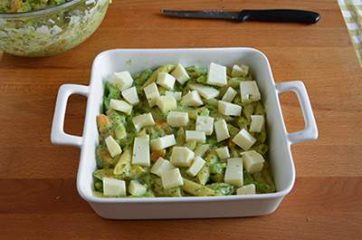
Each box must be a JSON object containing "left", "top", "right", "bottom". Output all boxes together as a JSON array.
[{"left": 161, "top": 9, "right": 320, "bottom": 24}]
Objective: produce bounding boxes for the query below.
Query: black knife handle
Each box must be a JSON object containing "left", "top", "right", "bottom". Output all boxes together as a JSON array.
[{"left": 239, "top": 9, "right": 320, "bottom": 24}]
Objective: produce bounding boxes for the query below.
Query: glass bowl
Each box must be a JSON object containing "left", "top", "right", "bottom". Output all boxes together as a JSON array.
[{"left": 0, "top": 0, "right": 110, "bottom": 57}]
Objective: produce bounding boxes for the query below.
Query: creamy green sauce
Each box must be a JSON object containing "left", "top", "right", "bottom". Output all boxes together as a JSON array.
[{"left": 94, "top": 64, "right": 276, "bottom": 197}]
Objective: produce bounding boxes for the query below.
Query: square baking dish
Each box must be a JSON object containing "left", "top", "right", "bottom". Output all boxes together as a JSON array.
[{"left": 51, "top": 47, "right": 318, "bottom": 219}]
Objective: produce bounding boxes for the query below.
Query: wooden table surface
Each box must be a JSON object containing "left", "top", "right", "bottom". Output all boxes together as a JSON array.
[{"left": 1, "top": 0, "right": 361, "bottom": 239}]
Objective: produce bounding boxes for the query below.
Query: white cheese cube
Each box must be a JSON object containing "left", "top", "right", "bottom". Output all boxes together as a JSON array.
[
  {"left": 236, "top": 184, "right": 256, "bottom": 195},
  {"left": 167, "top": 111, "right": 189, "bottom": 127},
  {"left": 151, "top": 157, "right": 175, "bottom": 177},
  {"left": 221, "top": 87, "right": 237, "bottom": 102},
  {"left": 157, "top": 72, "right": 176, "bottom": 90},
  {"left": 110, "top": 99, "right": 133, "bottom": 115},
  {"left": 165, "top": 91, "right": 182, "bottom": 101},
  {"left": 187, "top": 156, "right": 206, "bottom": 177},
  {"left": 105, "top": 135, "right": 122, "bottom": 157},
  {"left": 250, "top": 115, "right": 265, "bottom": 132},
  {"left": 214, "top": 119, "right": 230, "bottom": 142},
  {"left": 170, "top": 146, "right": 195, "bottom": 167},
  {"left": 156, "top": 95, "right": 177, "bottom": 113},
  {"left": 128, "top": 180, "right": 147, "bottom": 196},
  {"left": 218, "top": 100, "right": 242, "bottom": 116},
  {"left": 132, "top": 134, "right": 150, "bottom": 167},
  {"left": 111, "top": 71, "right": 134, "bottom": 91},
  {"left": 240, "top": 81, "right": 261, "bottom": 102},
  {"left": 132, "top": 113, "right": 155, "bottom": 132},
  {"left": 232, "top": 129, "right": 256, "bottom": 150},
  {"left": 215, "top": 146, "right": 230, "bottom": 160},
  {"left": 242, "top": 150, "right": 265, "bottom": 173},
  {"left": 161, "top": 168, "right": 184, "bottom": 189},
  {"left": 224, "top": 158, "right": 243, "bottom": 187},
  {"left": 103, "top": 177, "right": 126, "bottom": 197},
  {"left": 196, "top": 116, "right": 214, "bottom": 135},
  {"left": 144, "top": 83, "right": 160, "bottom": 107},
  {"left": 121, "top": 86, "right": 139, "bottom": 105},
  {"left": 194, "top": 144, "right": 210, "bottom": 157},
  {"left": 207, "top": 62, "right": 227, "bottom": 87},
  {"left": 181, "top": 90, "right": 203, "bottom": 107},
  {"left": 150, "top": 134, "right": 176, "bottom": 150},
  {"left": 189, "top": 83, "right": 219, "bottom": 99},
  {"left": 231, "top": 64, "right": 249, "bottom": 77},
  {"left": 171, "top": 64, "right": 190, "bottom": 85},
  {"left": 185, "top": 130, "right": 206, "bottom": 143}
]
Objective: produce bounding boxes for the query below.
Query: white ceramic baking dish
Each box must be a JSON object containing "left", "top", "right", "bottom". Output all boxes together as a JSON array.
[{"left": 51, "top": 48, "right": 318, "bottom": 219}]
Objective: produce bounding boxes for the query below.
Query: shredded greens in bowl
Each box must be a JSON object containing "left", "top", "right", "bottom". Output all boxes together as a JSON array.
[
  {"left": 0, "top": 0, "right": 69, "bottom": 13},
  {"left": 0, "top": 0, "right": 109, "bottom": 57},
  {"left": 94, "top": 63, "right": 276, "bottom": 198}
]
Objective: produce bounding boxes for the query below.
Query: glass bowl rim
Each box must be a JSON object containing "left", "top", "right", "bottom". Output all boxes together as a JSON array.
[{"left": 0, "top": 0, "right": 97, "bottom": 19}]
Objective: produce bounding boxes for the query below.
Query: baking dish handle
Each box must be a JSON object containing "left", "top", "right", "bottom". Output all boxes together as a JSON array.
[
  {"left": 51, "top": 84, "right": 89, "bottom": 147},
  {"left": 276, "top": 81, "right": 318, "bottom": 144}
]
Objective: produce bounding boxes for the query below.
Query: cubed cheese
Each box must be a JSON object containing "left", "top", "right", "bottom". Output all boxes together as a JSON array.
[
  {"left": 249, "top": 115, "right": 265, "bottom": 132},
  {"left": 232, "top": 129, "right": 256, "bottom": 150},
  {"left": 110, "top": 99, "right": 133, "bottom": 115},
  {"left": 167, "top": 111, "right": 189, "bottom": 127},
  {"left": 231, "top": 64, "right": 249, "bottom": 77},
  {"left": 150, "top": 134, "right": 176, "bottom": 150},
  {"left": 196, "top": 116, "right": 214, "bottom": 135},
  {"left": 207, "top": 62, "right": 227, "bottom": 87},
  {"left": 236, "top": 184, "right": 256, "bottom": 195},
  {"left": 171, "top": 64, "right": 190, "bottom": 85},
  {"left": 157, "top": 72, "right": 176, "bottom": 90},
  {"left": 161, "top": 168, "right": 184, "bottom": 189},
  {"left": 111, "top": 71, "right": 134, "bottom": 91},
  {"left": 144, "top": 83, "right": 160, "bottom": 107},
  {"left": 187, "top": 156, "right": 206, "bottom": 176},
  {"left": 185, "top": 130, "right": 206, "bottom": 143},
  {"left": 103, "top": 177, "right": 126, "bottom": 197},
  {"left": 240, "top": 81, "right": 261, "bottom": 102},
  {"left": 242, "top": 150, "right": 265, "bottom": 173},
  {"left": 121, "top": 86, "right": 139, "bottom": 105},
  {"left": 194, "top": 144, "right": 210, "bottom": 157},
  {"left": 128, "top": 180, "right": 147, "bottom": 196},
  {"left": 181, "top": 90, "right": 203, "bottom": 107},
  {"left": 218, "top": 100, "right": 242, "bottom": 116},
  {"left": 132, "top": 135, "right": 150, "bottom": 166},
  {"left": 215, "top": 146, "right": 230, "bottom": 160},
  {"left": 132, "top": 113, "right": 155, "bottom": 131},
  {"left": 156, "top": 95, "right": 177, "bottom": 113},
  {"left": 221, "top": 87, "right": 237, "bottom": 102},
  {"left": 189, "top": 83, "right": 219, "bottom": 99},
  {"left": 105, "top": 135, "right": 122, "bottom": 157},
  {"left": 214, "top": 119, "right": 230, "bottom": 142},
  {"left": 165, "top": 91, "right": 182, "bottom": 101},
  {"left": 224, "top": 158, "right": 243, "bottom": 187},
  {"left": 170, "top": 146, "right": 195, "bottom": 167},
  {"left": 151, "top": 157, "right": 175, "bottom": 177}
]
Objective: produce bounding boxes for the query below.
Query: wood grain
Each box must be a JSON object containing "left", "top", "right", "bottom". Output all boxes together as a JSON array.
[{"left": 0, "top": 0, "right": 361, "bottom": 239}]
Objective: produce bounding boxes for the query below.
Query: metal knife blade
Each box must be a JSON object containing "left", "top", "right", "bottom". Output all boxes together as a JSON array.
[{"left": 161, "top": 9, "right": 241, "bottom": 21}]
